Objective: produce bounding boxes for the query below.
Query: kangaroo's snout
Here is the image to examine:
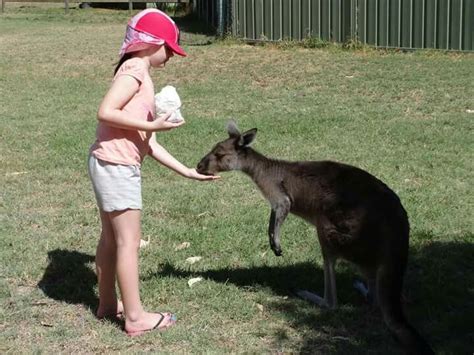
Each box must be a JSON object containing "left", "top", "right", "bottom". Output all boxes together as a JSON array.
[
  {"left": 196, "top": 161, "right": 205, "bottom": 174},
  {"left": 196, "top": 156, "right": 213, "bottom": 175}
]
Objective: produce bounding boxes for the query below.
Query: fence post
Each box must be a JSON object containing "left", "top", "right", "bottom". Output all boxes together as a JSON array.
[
  {"left": 128, "top": 0, "right": 132, "bottom": 13},
  {"left": 64, "top": 0, "right": 69, "bottom": 14},
  {"left": 1, "top": 0, "right": 4, "bottom": 14},
  {"left": 217, "top": 0, "right": 224, "bottom": 36}
]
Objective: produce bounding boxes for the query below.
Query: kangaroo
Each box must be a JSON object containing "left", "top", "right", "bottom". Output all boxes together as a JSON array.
[{"left": 196, "top": 121, "right": 433, "bottom": 355}]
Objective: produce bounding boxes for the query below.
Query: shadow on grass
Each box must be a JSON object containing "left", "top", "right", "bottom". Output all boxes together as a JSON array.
[
  {"left": 38, "top": 250, "right": 98, "bottom": 312},
  {"left": 147, "top": 236, "right": 474, "bottom": 354},
  {"left": 36, "top": 236, "right": 473, "bottom": 353}
]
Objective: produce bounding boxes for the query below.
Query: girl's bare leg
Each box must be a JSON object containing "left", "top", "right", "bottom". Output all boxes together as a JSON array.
[
  {"left": 109, "top": 209, "right": 175, "bottom": 333},
  {"left": 96, "top": 209, "right": 123, "bottom": 318}
]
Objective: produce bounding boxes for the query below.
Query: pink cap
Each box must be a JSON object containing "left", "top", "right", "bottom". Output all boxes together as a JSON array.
[{"left": 119, "top": 9, "right": 187, "bottom": 58}]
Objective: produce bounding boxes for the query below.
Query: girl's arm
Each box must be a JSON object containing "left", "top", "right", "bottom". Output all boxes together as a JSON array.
[
  {"left": 97, "top": 75, "right": 182, "bottom": 132},
  {"left": 148, "top": 135, "right": 220, "bottom": 181}
]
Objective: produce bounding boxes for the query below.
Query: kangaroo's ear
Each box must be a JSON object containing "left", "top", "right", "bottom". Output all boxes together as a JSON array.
[
  {"left": 227, "top": 120, "right": 240, "bottom": 138},
  {"left": 238, "top": 128, "right": 257, "bottom": 147}
]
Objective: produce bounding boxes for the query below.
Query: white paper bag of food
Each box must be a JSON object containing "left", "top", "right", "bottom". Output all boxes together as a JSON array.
[{"left": 155, "top": 85, "right": 185, "bottom": 123}]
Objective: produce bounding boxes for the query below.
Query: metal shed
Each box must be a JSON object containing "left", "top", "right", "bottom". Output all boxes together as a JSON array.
[{"left": 192, "top": 0, "right": 473, "bottom": 51}]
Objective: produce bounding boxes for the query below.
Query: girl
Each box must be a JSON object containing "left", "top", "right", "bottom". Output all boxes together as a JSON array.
[{"left": 88, "top": 9, "right": 219, "bottom": 337}]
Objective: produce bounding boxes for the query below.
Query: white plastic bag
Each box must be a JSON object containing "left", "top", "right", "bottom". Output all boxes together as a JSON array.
[{"left": 154, "top": 85, "right": 185, "bottom": 123}]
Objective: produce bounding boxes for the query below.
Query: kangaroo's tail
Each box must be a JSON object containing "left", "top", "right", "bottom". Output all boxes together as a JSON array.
[{"left": 377, "top": 263, "right": 434, "bottom": 355}]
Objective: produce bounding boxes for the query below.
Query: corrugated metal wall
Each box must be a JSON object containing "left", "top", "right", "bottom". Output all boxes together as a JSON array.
[
  {"left": 193, "top": 0, "right": 230, "bottom": 34},
  {"left": 231, "top": 0, "right": 352, "bottom": 42},
  {"left": 194, "top": 0, "right": 219, "bottom": 28},
  {"left": 193, "top": 0, "right": 473, "bottom": 51},
  {"left": 355, "top": 0, "right": 473, "bottom": 50}
]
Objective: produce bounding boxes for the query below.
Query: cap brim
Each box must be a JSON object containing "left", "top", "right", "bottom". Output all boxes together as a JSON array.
[{"left": 166, "top": 41, "right": 187, "bottom": 57}]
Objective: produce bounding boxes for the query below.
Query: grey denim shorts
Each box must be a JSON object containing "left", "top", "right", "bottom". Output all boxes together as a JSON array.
[{"left": 88, "top": 154, "right": 142, "bottom": 212}]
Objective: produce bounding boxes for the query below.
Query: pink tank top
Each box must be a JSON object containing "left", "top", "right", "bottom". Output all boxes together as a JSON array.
[{"left": 90, "top": 57, "right": 155, "bottom": 166}]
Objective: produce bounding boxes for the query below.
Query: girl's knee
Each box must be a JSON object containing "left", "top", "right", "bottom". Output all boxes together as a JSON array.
[
  {"left": 115, "top": 235, "right": 140, "bottom": 250},
  {"left": 99, "top": 232, "right": 117, "bottom": 249}
]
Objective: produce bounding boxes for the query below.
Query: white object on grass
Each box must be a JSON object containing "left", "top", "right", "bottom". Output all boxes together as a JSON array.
[
  {"left": 139, "top": 236, "right": 150, "bottom": 248},
  {"left": 155, "top": 85, "right": 185, "bottom": 123},
  {"left": 175, "top": 242, "right": 191, "bottom": 251},
  {"left": 188, "top": 277, "right": 203, "bottom": 287},
  {"left": 185, "top": 256, "right": 202, "bottom": 264}
]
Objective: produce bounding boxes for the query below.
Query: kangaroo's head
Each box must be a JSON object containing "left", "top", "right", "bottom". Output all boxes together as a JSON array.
[{"left": 197, "top": 120, "right": 257, "bottom": 176}]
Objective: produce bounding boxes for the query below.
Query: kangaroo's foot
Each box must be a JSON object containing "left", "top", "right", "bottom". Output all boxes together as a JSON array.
[
  {"left": 353, "top": 280, "right": 378, "bottom": 306},
  {"left": 291, "top": 289, "right": 336, "bottom": 309}
]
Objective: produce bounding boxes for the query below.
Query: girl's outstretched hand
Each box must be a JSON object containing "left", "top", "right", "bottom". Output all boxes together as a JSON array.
[
  {"left": 151, "top": 111, "right": 185, "bottom": 131},
  {"left": 187, "top": 168, "right": 221, "bottom": 181}
]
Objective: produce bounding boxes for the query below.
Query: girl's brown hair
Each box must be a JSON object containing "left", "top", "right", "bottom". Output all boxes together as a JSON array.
[{"left": 114, "top": 53, "right": 133, "bottom": 75}]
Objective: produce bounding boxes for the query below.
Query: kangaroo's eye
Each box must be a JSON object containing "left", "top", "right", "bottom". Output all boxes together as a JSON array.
[{"left": 215, "top": 153, "right": 225, "bottom": 159}]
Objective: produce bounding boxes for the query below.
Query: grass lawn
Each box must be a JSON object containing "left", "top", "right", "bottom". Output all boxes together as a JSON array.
[{"left": 1, "top": 3, "right": 473, "bottom": 354}]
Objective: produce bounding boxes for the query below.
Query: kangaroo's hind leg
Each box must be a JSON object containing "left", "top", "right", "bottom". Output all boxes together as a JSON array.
[
  {"left": 294, "top": 229, "right": 338, "bottom": 309},
  {"left": 293, "top": 253, "right": 337, "bottom": 308},
  {"left": 322, "top": 250, "right": 338, "bottom": 308},
  {"left": 354, "top": 269, "right": 378, "bottom": 306},
  {"left": 354, "top": 278, "right": 378, "bottom": 306}
]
